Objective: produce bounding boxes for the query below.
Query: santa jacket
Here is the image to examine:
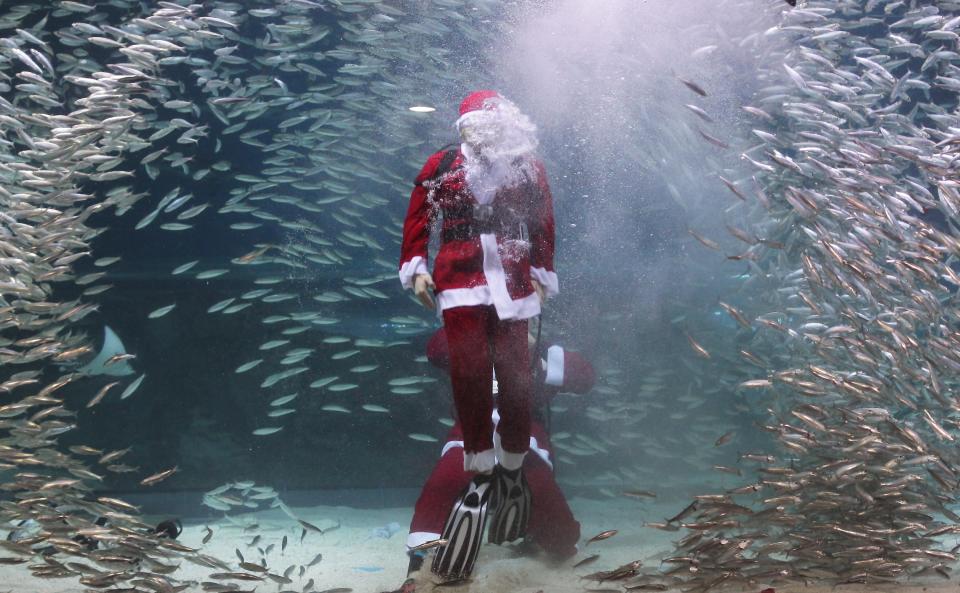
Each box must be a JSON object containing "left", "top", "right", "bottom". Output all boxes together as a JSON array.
[{"left": 399, "top": 146, "right": 558, "bottom": 320}]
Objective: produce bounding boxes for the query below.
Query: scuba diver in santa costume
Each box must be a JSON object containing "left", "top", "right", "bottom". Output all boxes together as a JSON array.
[
  {"left": 398, "top": 90, "right": 558, "bottom": 580},
  {"left": 390, "top": 326, "right": 595, "bottom": 592}
]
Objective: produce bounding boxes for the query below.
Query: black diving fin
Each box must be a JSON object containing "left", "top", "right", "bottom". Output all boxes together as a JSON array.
[
  {"left": 487, "top": 465, "right": 532, "bottom": 545},
  {"left": 431, "top": 473, "right": 494, "bottom": 580}
]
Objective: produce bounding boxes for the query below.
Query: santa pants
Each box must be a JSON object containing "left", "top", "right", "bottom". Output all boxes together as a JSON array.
[
  {"left": 442, "top": 305, "right": 531, "bottom": 473},
  {"left": 407, "top": 430, "right": 580, "bottom": 560}
]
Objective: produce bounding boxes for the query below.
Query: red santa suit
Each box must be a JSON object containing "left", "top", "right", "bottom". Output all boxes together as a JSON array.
[
  {"left": 399, "top": 90, "right": 558, "bottom": 473},
  {"left": 407, "top": 328, "right": 595, "bottom": 560}
]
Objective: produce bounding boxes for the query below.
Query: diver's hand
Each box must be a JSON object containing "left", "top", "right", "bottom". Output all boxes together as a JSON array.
[
  {"left": 532, "top": 279, "right": 545, "bottom": 304},
  {"left": 414, "top": 273, "right": 435, "bottom": 309}
]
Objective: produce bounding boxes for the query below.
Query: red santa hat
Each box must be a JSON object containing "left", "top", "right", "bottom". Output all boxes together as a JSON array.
[{"left": 459, "top": 90, "right": 501, "bottom": 116}]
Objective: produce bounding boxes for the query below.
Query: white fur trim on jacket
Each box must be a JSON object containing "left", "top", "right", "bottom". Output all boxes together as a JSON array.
[
  {"left": 433, "top": 234, "right": 542, "bottom": 320},
  {"left": 495, "top": 439, "right": 527, "bottom": 471},
  {"left": 436, "top": 285, "right": 493, "bottom": 310},
  {"left": 545, "top": 345, "right": 564, "bottom": 386},
  {"left": 530, "top": 266, "right": 559, "bottom": 298},
  {"left": 436, "top": 286, "right": 541, "bottom": 320},
  {"left": 481, "top": 233, "right": 542, "bottom": 320},
  {"left": 399, "top": 256, "right": 428, "bottom": 290}
]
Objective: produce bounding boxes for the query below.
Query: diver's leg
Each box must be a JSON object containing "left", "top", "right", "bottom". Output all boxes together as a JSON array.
[
  {"left": 431, "top": 308, "right": 497, "bottom": 579},
  {"left": 491, "top": 317, "right": 531, "bottom": 469},
  {"left": 442, "top": 306, "right": 496, "bottom": 474},
  {"left": 488, "top": 317, "right": 533, "bottom": 544}
]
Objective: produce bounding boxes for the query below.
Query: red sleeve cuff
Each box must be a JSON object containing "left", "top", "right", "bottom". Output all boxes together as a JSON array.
[
  {"left": 560, "top": 350, "right": 596, "bottom": 394},
  {"left": 426, "top": 328, "right": 450, "bottom": 370}
]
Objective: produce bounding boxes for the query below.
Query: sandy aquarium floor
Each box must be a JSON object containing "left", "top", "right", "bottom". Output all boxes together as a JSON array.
[{"left": 1, "top": 494, "right": 958, "bottom": 593}]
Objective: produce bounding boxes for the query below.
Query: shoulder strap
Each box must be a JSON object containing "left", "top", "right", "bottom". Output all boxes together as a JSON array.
[{"left": 416, "top": 143, "right": 460, "bottom": 186}]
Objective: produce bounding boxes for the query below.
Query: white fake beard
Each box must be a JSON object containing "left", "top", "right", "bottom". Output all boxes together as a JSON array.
[{"left": 458, "top": 103, "right": 540, "bottom": 205}]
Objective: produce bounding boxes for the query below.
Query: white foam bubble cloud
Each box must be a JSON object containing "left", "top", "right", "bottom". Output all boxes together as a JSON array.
[{"left": 486, "top": 0, "right": 783, "bottom": 322}]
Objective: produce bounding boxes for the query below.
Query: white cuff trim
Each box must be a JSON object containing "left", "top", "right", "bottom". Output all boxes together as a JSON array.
[
  {"left": 530, "top": 267, "right": 559, "bottom": 297},
  {"left": 545, "top": 345, "right": 564, "bottom": 386},
  {"left": 463, "top": 448, "right": 496, "bottom": 473},
  {"left": 445, "top": 430, "right": 552, "bottom": 470},
  {"left": 399, "top": 256, "right": 428, "bottom": 290},
  {"left": 407, "top": 531, "right": 441, "bottom": 550},
  {"left": 498, "top": 448, "right": 526, "bottom": 471},
  {"left": 493, "top": 430, "right": 527, "bottom": 471}
]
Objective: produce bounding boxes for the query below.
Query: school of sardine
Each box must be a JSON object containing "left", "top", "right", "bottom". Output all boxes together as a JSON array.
[
  {"left": 0, "top": 0, "right": 499, "bottom": 592},
  {"left": 2, "top": 0, "right": 960, "bottom": 591},
  {"left": 595, "top": 0, "right": 960, "bottom": 591}
]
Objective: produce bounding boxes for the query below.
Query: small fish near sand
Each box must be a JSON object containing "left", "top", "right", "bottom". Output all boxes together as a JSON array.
[
  {"left": 582, "top": 560, "right": 642, "bottom": 582},
  {"left": 0, "top": 3, "right": 956, "bottom": 593},
  {"left": 585, "top": 529, "right": 618, "bottom": 545},
  {"left": 622, "top": 490, "right": 656, "bottom": 499},
  {"left": 573, "top": 554, "right": 600, "bottom": 568},
  {"left": 408, "top": 538, "right": 448, "bottom": 553}
]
